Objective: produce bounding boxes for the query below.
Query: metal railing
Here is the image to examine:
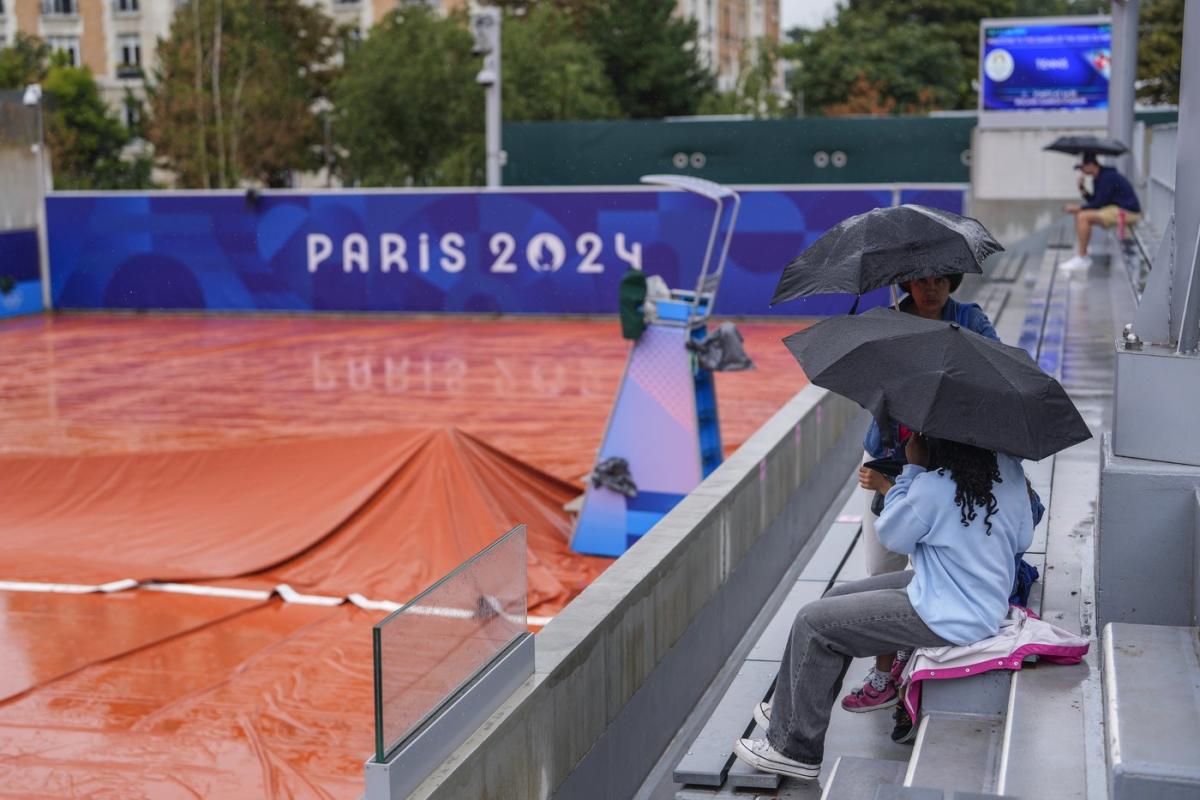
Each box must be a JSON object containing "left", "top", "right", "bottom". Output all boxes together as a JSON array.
[{"left": 1145, "top": 123, "right": 1177, "bottom": 232}]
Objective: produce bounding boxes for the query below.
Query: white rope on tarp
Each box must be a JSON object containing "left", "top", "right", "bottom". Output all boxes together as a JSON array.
[
  {"left": 0, "top": 579, "right": 553, "bottom": 626},
  {"left": 0, "top": 578, "right": 138, "bottom": 594}
]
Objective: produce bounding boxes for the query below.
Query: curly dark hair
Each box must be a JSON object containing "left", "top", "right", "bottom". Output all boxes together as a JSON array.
[{"left": 926, "top": 437, "right": 1002, "bottom": 534}]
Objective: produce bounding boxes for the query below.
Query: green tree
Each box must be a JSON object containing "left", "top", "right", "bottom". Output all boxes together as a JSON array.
[
  {"left": 786, "top": 12, "right": 964, "bottom": 115},
  {"left": 0, "top": 38, "right": 149, "bottom": 189},
  {"left": 786, "top": 0, "right": 1131, "bottom": 116},
  {"left": 147, "top": 0, "right": 339, "bottom": 188},
  {"left": 1137, "top": 0, "right": 1184, "bottom": 105},
  {"left": 333, "top": 4, "right": 620, "bottom": 186},
  {"left": 0, "top": 33, "right": 50, "bottom": 89},
  {"left": 583, "top": 0, "right": 713, "bottom": 118},
  {"left": 332, "top": 6, "right": 482, "bottom": 186},
  {"left": 41, "top": 57, "right": 152, "bottom": 188},
  {"left": 700, "top": 38, "right": 788, "bottom": 118},
  {"left": 503, "top": 4, "right": 621, "bottom": 122}
]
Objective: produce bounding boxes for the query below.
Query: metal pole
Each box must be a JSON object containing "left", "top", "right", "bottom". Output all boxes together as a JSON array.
[
  {"left": 1171, "top": 0, "right": 1200, "bottom": 352},
  {"left": 485, "top": 40, "right": 501, "bottom": 188},
  {"left": 1108, "top": 0, "right": 1139, "bottom": 179},
  {"left": 472, "top": 8, "right": 502, "bottom": 189},
  {"left": 35, "top": 101, "right": 52, "bottom": 312}
]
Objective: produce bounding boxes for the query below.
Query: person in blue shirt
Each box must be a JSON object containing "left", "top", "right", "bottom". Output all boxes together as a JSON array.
[
  {"left": 733, "top": 435, "right": 1034, "bottom": 781},
  {"left": 1061, "top": 152, "right": 1142, "bottom": 271},
  {"left": 844, "top": 273, "right": 1000, "bottom": 713}
]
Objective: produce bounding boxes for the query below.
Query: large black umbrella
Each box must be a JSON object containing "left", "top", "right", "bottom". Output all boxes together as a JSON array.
[
  {"left": 1043, "top": 135, "right": 1128, "bottom": 156},
  {"left": 783, "top": 307, "right": 1091, "bottom": 460},
  {"left": 771, "top": 205, "right": 1003, "bottom": 306}
]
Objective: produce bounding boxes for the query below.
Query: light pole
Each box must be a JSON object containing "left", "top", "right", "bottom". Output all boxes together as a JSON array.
[
  {"left": 1108, "top": 0, "right": 1139, "bottom": 180},
  {"left": 311, "top": 97, "right": 334, "bottom": 188},
  {"left": 471, "top": 8, "right": 502, "bottom": 188},
  {"left": 23, "top": 83, "right": 51, "bottom": 312}
]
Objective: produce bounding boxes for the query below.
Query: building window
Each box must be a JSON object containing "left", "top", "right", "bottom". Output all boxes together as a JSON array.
[
  {"left": 47, "top": 35, "right": 79, "bottom": 65},
  {"left": 123, "top": 98, "right": 141, "bottom": 131},
  {"left": 41, "top": 0, "right": 76, "bottom": 15},
  {"left": 115, "top": 0, "right": 139, "bottom": 12},
  {"left": 118, "top": 34, "right": 141, "bottom": 71}
]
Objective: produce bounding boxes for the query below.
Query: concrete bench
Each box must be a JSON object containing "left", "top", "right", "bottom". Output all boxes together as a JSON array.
[
  {"left": 672, "top": 659, "right": 778, "bottom": 788},
  {"left": 1102, "top": 622, "right": 1200, "bottom": 799},
  {"left": 982, "top": 251, "right": 1028, "bottom": 283},
  {"left": 673, "top": 490, "right": 863, "bottom": 797},
  {"left": 970, "top": 284, "right": 1011, "bottom": 327}
]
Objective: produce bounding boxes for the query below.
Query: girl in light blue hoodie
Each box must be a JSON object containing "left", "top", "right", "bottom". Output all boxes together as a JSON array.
[{"left": 734, "top": 434, "right": 1034, "bottom": 781}]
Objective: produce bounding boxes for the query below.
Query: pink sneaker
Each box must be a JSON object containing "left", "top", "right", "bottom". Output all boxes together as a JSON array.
[
  {"left": 889, "top": 652, "right": 910, "bottom": 685},
  {"left": 840, "top": 671, "right": 898, "bottom": 713}
]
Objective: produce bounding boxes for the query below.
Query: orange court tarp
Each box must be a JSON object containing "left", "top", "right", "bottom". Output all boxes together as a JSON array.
[
  {"left": 0, "top": 313, "right": 811, "bottom": 798},
  {"left": 0, "top": 429, "right": 604, "bottom": 614}
]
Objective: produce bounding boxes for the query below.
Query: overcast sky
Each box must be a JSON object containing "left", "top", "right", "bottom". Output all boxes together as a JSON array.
[{"left": 781, "top": 0, "right": 839, "bottom": 34}]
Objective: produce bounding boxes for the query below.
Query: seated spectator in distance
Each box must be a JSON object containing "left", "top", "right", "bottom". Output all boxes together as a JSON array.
[{"left": 1061, "top": 152, "right": 1141, "bottom": 271}]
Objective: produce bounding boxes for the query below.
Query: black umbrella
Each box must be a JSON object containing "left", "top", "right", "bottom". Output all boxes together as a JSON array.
[
  {"left": 771, "top": 205, "right": 1003, "bottom": 306},
  {"left": 783, "top": 307, "right": 1091, "bottom": 460},
  {"left": 1043, "top": 135, "right": 1128, "bottom": 156}
]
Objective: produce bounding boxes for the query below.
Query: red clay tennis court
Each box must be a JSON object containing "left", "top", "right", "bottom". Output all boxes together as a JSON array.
[{"left": 0, "top": 313, "right": 808, "bottom": 796}]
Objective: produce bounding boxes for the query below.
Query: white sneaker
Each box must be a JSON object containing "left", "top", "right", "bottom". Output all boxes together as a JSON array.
[
  {"left": 1060, "top": 254, "right": 1093, "bottom": 271},
  {"left": 732, "top": 737, "right": 820, "bottom": 780},
  {"left": 753, "top": 701, "right": 771, "bottom": 730}
]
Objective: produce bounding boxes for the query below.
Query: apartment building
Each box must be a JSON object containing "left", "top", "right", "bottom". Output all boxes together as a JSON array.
[{"left": 0, "top": 0, "right": 778, "bottom": 115}]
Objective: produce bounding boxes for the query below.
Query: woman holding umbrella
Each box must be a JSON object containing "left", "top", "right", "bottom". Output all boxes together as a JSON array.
[
  {"left": 735, "top": 432, "right": 1035, "bottom": 779},
  {"left": 848, "top": 271, "right": 1001, "bottom": 713},
  {"left": 732, "top": 309, "right": 1091, "bottom": 780},
  {"left": 771, "top": 205, "right": 1010, "bottom": 710}
]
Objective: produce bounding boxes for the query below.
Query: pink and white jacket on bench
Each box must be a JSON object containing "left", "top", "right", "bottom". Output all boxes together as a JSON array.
[{"left": 899, "top": 606, "right": 1090, "bottom": 720}]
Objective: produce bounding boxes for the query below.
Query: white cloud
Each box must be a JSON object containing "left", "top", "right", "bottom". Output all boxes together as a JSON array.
[{"left": 780, "top": 0, "right": 839, "bottom": 34}]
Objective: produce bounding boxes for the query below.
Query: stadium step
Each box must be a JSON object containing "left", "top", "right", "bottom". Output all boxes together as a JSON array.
[
  {"left": 819, "top": 756, "right": 906, "bottom": 799},
  {"left": 673, "top": 659, "right": 776, "bottom": 787},
  {"left": 1102, "top": 622, "right": 1200, "bottom": 799},
  {"left": 903, "top": 713, "right": 1004, "bottom": 795},
  {"left": 996, "top": 660, "right": 1091, "bottom": 799}
]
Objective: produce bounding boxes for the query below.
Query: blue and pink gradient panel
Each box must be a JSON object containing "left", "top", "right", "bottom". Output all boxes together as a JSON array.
[{"left": 0, "top": 229, "right": 42, "bottom": 319}]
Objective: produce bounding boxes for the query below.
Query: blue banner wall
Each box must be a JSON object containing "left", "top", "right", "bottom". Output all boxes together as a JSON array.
[
  {"left": 0, "top": 228, "right": 43, "bottom": 320},
  {"left": 47, "top": 186, "right": 965, "bottom": 317}
]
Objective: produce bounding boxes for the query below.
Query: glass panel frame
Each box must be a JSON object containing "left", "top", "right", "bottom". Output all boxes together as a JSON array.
[{"left": 373, "top": 524, "right": 527, "bottom": 763}]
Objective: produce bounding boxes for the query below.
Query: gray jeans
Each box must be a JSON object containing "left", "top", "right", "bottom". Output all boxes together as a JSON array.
[{"left": 765, "top": 571, "right": 950, "bottom": 763}]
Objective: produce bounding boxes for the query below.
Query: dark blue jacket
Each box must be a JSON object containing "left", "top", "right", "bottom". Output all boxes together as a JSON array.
[
  {"left": 863, "top": 297, "right": 999, "bottom": 458},
  {"left": 1083, "top": 167, "right": 1141, "bottom": 213}
]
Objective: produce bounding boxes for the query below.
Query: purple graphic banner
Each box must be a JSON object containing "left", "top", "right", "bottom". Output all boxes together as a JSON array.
[
  {"left": 47, "top": 186, "right": 965, "bottom": 316},
  {"left": 0, "top": 228, "right": 43, "bottom": 319}
]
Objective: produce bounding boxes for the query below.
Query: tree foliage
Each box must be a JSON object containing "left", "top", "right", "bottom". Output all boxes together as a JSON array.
[
  {"left": 146, "top": 0, "right": 339, "bottom": 188},
  {"left": 503, "top": 4, "right": 621, "bottom": 122},
  {"left": 1137, "top": 0, "right": 1184, "bottom": 105},
  {"left": 333, "top": 4, "right": 621, "bottom": 186},
  {"left": 0, "top": 33, "right": 50, "bottom": 89},
  {"left": 0, "top": 36, "right": 149, "bottom": 189},
  {"left": 786, "top": 0, "right": 1126, "bottom": 116},
  {"left": 785, "top": 11, "right": 963, "bottom": 116},
  {"left": 42, "top": 57, "right": 152, "bottom": 188},
  {"left": 699, "top": 39, "right": 787, "bottom": 118},
  {"left": 582, "top": 0, "right": 713, "bottom": 118},
  {"left": 331, "top": 6, "right": 482, "bottom": 187}
]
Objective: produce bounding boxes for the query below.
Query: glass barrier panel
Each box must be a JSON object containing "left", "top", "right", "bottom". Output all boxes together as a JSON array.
[{"left": 373, "top": 524, "right": 527, "bottom": 762}]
